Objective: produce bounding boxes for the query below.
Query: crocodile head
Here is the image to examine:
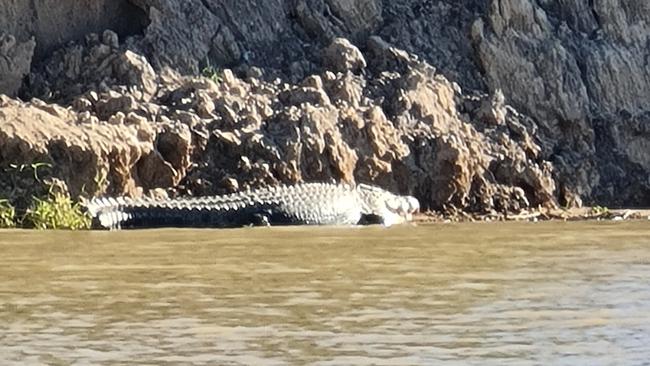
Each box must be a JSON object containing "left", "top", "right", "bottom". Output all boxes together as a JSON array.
[{"left": 356, "top": 184, "right": 420, "bottom": 226}]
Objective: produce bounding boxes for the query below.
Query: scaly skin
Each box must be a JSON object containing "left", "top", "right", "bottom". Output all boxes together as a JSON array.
[{"left": 85, "top": 182, "right": 420, "bottom": 230}]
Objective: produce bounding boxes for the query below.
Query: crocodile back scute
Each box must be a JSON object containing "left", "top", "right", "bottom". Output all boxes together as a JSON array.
[{"left": 86, "top": 182, "right": 366, "bottom": 229}]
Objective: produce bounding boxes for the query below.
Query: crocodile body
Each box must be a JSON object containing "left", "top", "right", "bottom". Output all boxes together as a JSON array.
[{"left": 86, "top": 182, "right": 420, "bottom": 230}]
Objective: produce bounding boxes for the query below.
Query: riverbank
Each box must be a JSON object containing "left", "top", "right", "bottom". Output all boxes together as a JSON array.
[
  {"left": 415, "top": 207, "right": 650, "bottom": 224},
  {"left": 0, "top": 190, "right": 647, "bottom": 230},
  {"left": 1, "top": 1, "right": 648, "bottom": 219}
]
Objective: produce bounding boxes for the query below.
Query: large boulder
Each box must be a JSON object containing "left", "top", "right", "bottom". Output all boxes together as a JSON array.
[{"left": 322, "top": 38, "right": 367, "bottom": 74}]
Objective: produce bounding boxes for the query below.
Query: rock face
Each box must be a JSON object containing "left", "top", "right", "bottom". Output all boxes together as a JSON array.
[
  {"left": 0, "top": 0, "right": 146, "bottom": 60},
  {"left": 126, "top": 0, "right": 381, "bottom": 74},
  {"left": 471, "top": 0, "right": 650, "bottom": 206},
  {"left": 0, "top": 33, "right": 35, "bottom": 96},
  {"left": 0, "top": 0, "right": 648, "bottom": 212}
]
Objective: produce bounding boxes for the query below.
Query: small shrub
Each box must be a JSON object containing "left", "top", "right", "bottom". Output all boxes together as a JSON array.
[
  {"left": 0, "top": 199, "right": 15, "bottom": 228},
  {"left": 201, "top": 64, "right": 223, "bottom": 83},
  {"left": 24, "top": 193, "right": 91, "bottom": 230}
]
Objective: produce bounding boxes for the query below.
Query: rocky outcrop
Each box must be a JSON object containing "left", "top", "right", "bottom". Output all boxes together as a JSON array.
[
  {"left": 0, "top": 33, "right": 557, "bottom": 215},
  {"left": 0, "top": 96, "right": 151, "bottom": 200},
  {"left": 471, "top": 0, "right": 650, "bottom": 206},
  {"left": 374, "top": 0, "right": 650, "bottom": 207},
  {"left": 322, "top": 38, "right": 367, "bottom": 73},
  {"left": 0, "top": 0, "right": 648, "bottom": 214}
]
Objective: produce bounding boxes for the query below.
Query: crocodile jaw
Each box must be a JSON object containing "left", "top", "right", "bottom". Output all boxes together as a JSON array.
[
  {"left": 357, "top": 184, "right": 420, "bottom": 226},
  {"left": 381, "top": 195, "right": 420, "bottom": 227}
]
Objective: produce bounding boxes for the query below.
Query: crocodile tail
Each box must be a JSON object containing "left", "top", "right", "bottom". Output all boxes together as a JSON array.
[
  {"left": 85, "top": 197, "right": 275, "bottom": 229},
  {"left": 84, "top": 197, "right": 198, "bottom": 229}
]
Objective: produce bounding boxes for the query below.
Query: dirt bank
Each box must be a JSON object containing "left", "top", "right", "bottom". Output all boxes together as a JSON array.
[{"left": 1, "top": 0, "right": 648, "bottom": 217}]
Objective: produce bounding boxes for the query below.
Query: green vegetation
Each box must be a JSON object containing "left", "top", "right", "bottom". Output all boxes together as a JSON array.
[
  {"left": 23, "top": 192, "right": 91, "bottom": 230},
  {"left": 201, "top": 62, "right": 223, "bottom": 83},
  {"left": 590, "top": 205, "right": 610, "bottom": 216},
  {"left": 1, "top": 161, "right": 91, "bottom": 230},
  {"left": 0, "top": 199, "right": 16, "bottom": 228},
  {"left": 0, "top": 193, "right": 92, "bottom": 230}
]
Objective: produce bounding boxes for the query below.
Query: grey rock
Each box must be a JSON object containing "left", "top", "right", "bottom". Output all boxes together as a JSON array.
[
  {"left": 0, "top": 33, "right": 35, "bottom": 96},
  {"left": 322, "top": 38, "right": 366, "bottom": 74}
]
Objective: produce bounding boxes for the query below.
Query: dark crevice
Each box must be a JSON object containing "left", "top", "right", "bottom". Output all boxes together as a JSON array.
[
  {"left": 32, "top": 0, "right": 148, "bottom": 62},
  {"left": 588, "top": 0, "right": 602, "bottom": 30},
  {"left": 573, "top": 49, "right": 597, "bottom": 117}
]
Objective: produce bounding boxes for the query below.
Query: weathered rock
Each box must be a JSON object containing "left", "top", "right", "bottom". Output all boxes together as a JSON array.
[
  {"left": 95, "top": 94, "right": 137, "bottom": 120},
  {"left": 0, "top": 0, "right": 146, "bottom": 59},
  {"left": 324, "top": 72, "right": 365, "bottom": 107},
  {"left": 0, "top": 33, "right": 36, "bottom": 96},
  {"left": 471, "top": 0, "right": 650, "bottom": 206},
  {"left": 279, "top": 86, "right": 331, "bottom": 107},
  {"left": 476, "top": 89, "right": 506, "bottom": 126},
  {"left": 115, "top": 51, "right": 158, "bottom": 101},
  {"left": 322, "top": 38, "right": 367, "bottom": 74},
  {"left": 23, "top": 37, "right": 159, "bottom": 106},
  {"left": 0, "top": 30, "right": 560, "bottom": 216},
  {"left": 360, "top": 42, "right": 557, "bottom": 211},
  {"left": 0, "top": 97, "right": 148, "bottom": 203},
  {"left": 291, "top": 0, "right": 381, "bottom": 43},
  {"left": 0, "top": 96, "right": 196, "bottom": 211}
]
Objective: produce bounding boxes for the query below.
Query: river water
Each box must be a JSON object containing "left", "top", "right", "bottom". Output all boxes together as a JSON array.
[{"left": 1, "top": 221, "right": 649, "bottom": 365}]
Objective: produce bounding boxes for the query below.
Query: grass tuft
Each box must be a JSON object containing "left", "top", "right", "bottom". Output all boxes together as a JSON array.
[
  {"left": 0, "top": 199, "right": 16, "bottom": 228},
  {"left": 590, "top": 205, "right": 610, "bottom": 215},
  {"left": 24, "top": 193, "right": 91, "bottom": 230},
  {"left": 201, "top": 64, "right": 223, "bottom": 84}
]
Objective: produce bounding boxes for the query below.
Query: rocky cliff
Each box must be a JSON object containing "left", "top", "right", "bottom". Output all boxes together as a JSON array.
[{"left": 1, "top": 0, "right": 648, "bottom": 214}]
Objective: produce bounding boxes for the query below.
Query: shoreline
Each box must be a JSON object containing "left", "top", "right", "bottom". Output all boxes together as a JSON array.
[
  {"left": 1, "top": 206, "right": 648, "bottom": 231},
  {"left": 414, "top": 207, "right": 650, "bottom": 224},
  {"left": 1, "top": 2, "right": 648, "bottom": 231}
]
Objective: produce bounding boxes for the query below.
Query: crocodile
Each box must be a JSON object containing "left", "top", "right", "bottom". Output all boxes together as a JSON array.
[{"left": 85, "top": 182, "right": 420, "bottom": 230}]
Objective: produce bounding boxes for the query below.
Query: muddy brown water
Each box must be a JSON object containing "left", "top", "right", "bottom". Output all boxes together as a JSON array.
[{"left": 1, "top": 221, "right": 649, "bottom": 365}]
